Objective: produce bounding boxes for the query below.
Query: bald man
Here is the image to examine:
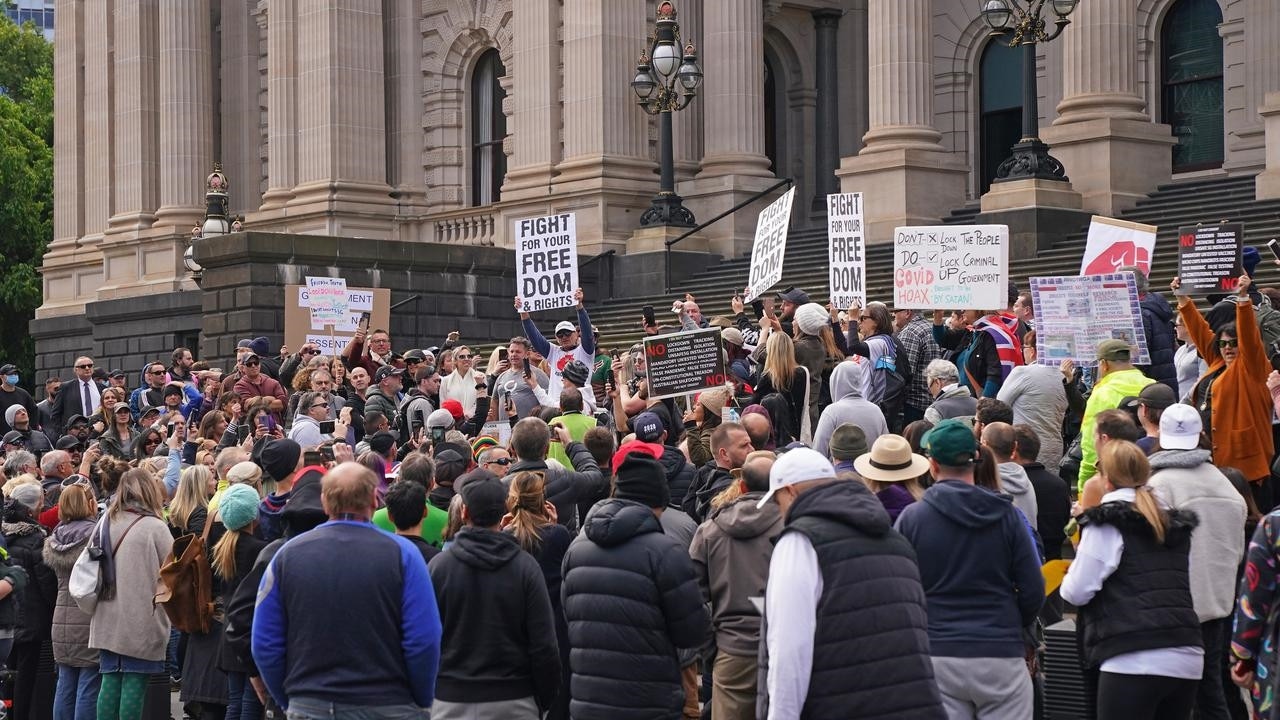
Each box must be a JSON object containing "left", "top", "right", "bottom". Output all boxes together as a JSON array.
[
  {"left": 253, "top": 463, "right": 443, "bottom": 716},
  {"left": 741, "top": 413, "right": 773, "bottom": 451}
]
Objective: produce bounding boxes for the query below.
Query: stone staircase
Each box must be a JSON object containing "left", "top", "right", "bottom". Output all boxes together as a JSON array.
[{"left": 581, "top": 175, "right": 1280, "bottom": 351}]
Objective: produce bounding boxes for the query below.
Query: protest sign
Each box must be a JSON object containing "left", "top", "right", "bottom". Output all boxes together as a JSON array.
[
  {"left": 827, "top": 192, "right": 866, "bottom": 309},
  {"left": 891, "top": 225, "right": 1009, "bottom": 310},
  {"left": 305, "top": 276, "right": 349, "bottom": 327},
  {"left": 284, "top": 285, "right": 391, "bottom": 355},
  {"left": 480, "top": 420, "right": 512, "bottom": 447},
  {"left": 1177, "top": 223, "right": 1244, "bottom": 293},
  {"left": 643, "top": 328, "right": 727, "bottom": 401},
  {"left": 1080, "top": 216, "right": 1158, "bottom": 276},
  {"left": 744, "top": 187, "right": 797, "bottom": 303},
  {"left": 1029, "top": 273, "right": 1151, "bottom": 366},
  {"left": 515, "top": 212, "right": 578, "bottom": 312}
]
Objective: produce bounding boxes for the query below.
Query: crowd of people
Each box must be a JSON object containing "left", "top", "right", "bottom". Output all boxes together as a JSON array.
[{"left": 0, "top": 259, "right": 1279, "bottom": 720}]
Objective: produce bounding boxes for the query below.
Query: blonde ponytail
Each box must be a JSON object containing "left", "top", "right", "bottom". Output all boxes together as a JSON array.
[
  {"left": 1098, "top": 440, "right": 1169, "bottom": 542},
  {"left": 211, "top": 528, "right": 242, "bottom": 581},
  {"left": 1132, "top": 487, "right": 1169, "bottom": 544}
]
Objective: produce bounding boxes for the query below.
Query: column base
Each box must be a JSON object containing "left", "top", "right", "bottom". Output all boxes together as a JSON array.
[
  {"left": 1256, "top": 93, "right": 1280, "bottom": 201},
  {"left": 980, "top": 178, "right": 1083, "bottom": 214},
  {"left": 836, "top": 147, "right": 968, "bottom": 244},
  {"left": 1039, "top": 117, "right": 1177, "bottom": 215}
]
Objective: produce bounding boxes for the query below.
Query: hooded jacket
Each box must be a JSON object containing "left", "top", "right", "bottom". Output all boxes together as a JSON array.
[
  {"left": 659, "top": 445, "right": 696, "bottom": 509},
  {"left": 997, "top": 461, "right": 1039, "bottom": 532},
  {"left": 42, "top": 519, "right": 98, "bottom": 667},
  {"left": 508, "top": 442, "right": 607, "bottom": 535},
  {"left": 812, "top": 362, "right": 889, "bottom": 458},
  {"left": 561, "top": 499, "right": 710, "bottom": 720},
  {"left": 688, "top": 491, "right": 783, "bottom": 655},
  {"left": 1148, "top": 448, "right": 1247, "bottom": 621},
  {"left": 682, "top": 462, "right": 736, "bottom": 524},
  {"left": 4, "top": 507, "right": 57, "bottom": 645},
  {"left": 894, "top": 480, "right": 1044, "bottom": 658},
  {"left": 1138, "top": 292, "right": 1179, "bottom": 394},
  {"left": 363, "top": 386, "right": 400, "bottom": 431},
  {"left": 428, "top": 527, "right": 560, "bottom": 709}
]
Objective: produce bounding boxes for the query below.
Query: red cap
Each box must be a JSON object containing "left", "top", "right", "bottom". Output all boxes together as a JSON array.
[
  {"left": 612, "top": 440, "right": 663, "bottom": 474},
  {"left": 441, "top": 399, "right": 465, "bottom": 421}
]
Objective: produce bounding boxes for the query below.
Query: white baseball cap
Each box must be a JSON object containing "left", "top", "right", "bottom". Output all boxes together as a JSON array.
[
  {"left": 1159, "top": 403, "right": 1203, "bottom": 451},
  {"left": 554, "top": 321, "right": 576, "bottom": 334},
  {"left": 757, "top": 447, "right": 838, "bottom": 509}
]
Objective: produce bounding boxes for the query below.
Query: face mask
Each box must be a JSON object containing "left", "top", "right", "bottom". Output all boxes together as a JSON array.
[{"left": 5, "top": 375, "right": 18, "bottom": 386}]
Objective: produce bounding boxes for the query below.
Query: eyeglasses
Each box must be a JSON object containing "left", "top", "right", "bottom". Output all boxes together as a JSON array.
[
  {"left": 1218, "top": 339, "right": 1239, "bottom": 348},
  {"left": 147, "top": 370, "right": 165, "bottom": 375},
  {"left": 483, "top": 458, "right": 512, "bottom": 466},
  {"left": 455, "top": 354, "right": 472, "bottom": 360},
  {"left": 244, "top": 362, "right": 260, "bottom": 367},
  {"left": 311, "top": 402, "right": 330, "bottom": 409},
  {"left": 76, "top": 363, "right": 94, "bottom": 369}
]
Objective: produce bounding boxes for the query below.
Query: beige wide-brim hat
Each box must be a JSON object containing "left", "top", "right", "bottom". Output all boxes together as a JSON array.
[{"left": 853, "top": 434, "right": 931, "bottom": 483}]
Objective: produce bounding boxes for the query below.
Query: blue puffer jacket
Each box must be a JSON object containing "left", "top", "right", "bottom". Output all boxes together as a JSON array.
[{"left": 1139, "top": 292, "right": 1178, "bottom": 394}]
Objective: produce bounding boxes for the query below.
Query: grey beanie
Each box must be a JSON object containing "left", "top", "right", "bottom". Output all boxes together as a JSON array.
[{"left": 4, "top": 404, "right": 24, "bottom": 428}]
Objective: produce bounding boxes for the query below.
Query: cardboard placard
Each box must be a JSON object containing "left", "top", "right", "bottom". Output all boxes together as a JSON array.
[
  {"left": 1029, "top": 273, "right": 1151, "bottom": 366},
  {"left": 744, "top": 187, "right": 797, "bottom": 303},
  {"left": 305, "top": 276, "right": 349, "bottom": 327},
  {"left": 827, "top": 192, "right": 866, "bottom": 309},
  {"left": 284, "top": 285, "right": 391, "bottom": 356},
  {"left": 1080, "top": 216, "right": 1157, "bottom": 276},
  {"left": 1177, "top": 223, "right": 1244, "bottom": 293},
  {"left": 892, "top": 225, "right": 1009, "bottom": 310},
  {"left": 643, "top": 328, "right": 727, "bottom": 401},
  {"left": 515, "top": 212, "right": 578, "bottom": 312}
]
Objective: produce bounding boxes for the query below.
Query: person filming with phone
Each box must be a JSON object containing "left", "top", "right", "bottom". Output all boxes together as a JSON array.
[{"left": 288, "top": 391, "right": 351, "bottom": 448}]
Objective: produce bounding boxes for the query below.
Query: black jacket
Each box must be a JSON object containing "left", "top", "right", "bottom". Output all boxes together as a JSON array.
[
  {"left": 3, "top": 509, "right": 57, "bottom": 644},
  {"left": 216, "top": 533, "right": 269, "bottom": 674},
  {"left": 659, "top": 445, "right": 696, "bottom": 510},
  {"left": 1138, "top": 292, "right": 1179, "bottom": 394},
  {"left": 561, "top": 499, "right": 710, "bottom": 720},
  {"left": 760, "top": 481, "right": 944, "bottom": 720},
  {"left": 508, "top": 444, "right": 607, "bottom": 535},
  {"left": 429, "top": 527, "right": 560, "bottom": 709},
  {"left": 682, "top": 462, "right": 735, "bottom": 524},
  {"left": 1024, "top": 462, "right": 1072, "bottom": 561}
]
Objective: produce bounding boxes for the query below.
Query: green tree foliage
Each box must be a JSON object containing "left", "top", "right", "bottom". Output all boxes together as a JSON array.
[{"left": 0, "top": 12, "right": 53, "bottom": 384}]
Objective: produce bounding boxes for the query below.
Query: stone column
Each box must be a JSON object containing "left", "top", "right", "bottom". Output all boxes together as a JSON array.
[
  {"left": 219, "top": 0, "right": 264, "bottom": 216},
  {"left": 503, "top": 0, "right": 562, "bottom": 198},
  {"left": 155, "top": 0, "right": 213, "bottom": 228},
  {"left": 1258, "top": 92, "right": 1280, "bottom": 200},
  {"left": 51, "top": 0, "right": 85, "bottom": 251},
  {"left": 108, "top": 0, "right": 160, "bottom": 232},
  {"left": 384, "top": 0, "right": 426, "bottom": 218},
  {"left": 812, "top": 9, "right": 841, "bottom": 208},
  {"left": 260, "top": 0, "right": 297, "bottom": 210},
  {"left": 836, "top": 0, "right": 966, "bottom": 242},
  {"left": 82, "top": 0, "right": 112, "bottom": 239},
  {"left": 1229, "top": 0, "right": 1280, "bottom": 172},
  {"left": 1039, "top": 0, "right": 1175, "bottom": 214},
  {"left": 695, "top": 0, "right": 772, "bottom": 179}
]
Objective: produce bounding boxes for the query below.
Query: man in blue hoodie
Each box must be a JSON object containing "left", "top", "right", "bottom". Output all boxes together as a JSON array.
[{"left": 895, "top": 419, "right": 1044, "bottom": 720}]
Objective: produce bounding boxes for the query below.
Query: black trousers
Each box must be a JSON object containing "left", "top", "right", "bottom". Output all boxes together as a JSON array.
[
  {"left": 1197, "top": 618, "right": 1231, "bottom": 720},
  {"left": 1097, "top": 672, "right": 1197, "bottom": 720},
  {"left": 9, "top": 638, "right": 54, "bottom": 720}
]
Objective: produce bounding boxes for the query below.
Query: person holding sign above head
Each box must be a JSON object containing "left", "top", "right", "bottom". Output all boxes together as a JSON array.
[
  {"left": 1172, "top": 273, "right": 1275, "bottom": 510},
  {"left": 514, "top": 288, "right": 595, "bottom": 407}
]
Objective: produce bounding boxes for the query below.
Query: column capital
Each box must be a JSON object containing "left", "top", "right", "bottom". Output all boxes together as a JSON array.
[{"left": 812, "top": 8, "right": 843, "bottom": 25}]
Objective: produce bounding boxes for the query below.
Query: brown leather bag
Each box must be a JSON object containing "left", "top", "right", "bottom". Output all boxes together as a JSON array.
[{"left": 155, "top": 509, "right": 215, "bottom": 634}]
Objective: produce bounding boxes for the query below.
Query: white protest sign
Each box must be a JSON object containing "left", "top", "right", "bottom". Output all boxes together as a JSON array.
[
  {"left": 305, "top": 277, "right": 348, "bottom": 327},
  {"left": 1080, "top": 216, "right": 1157, "bottom": 276},
  {"left": 296, "top": 287, "right": 376, "bottom": 332},
  {"left": 744, "top": 187, "right": 796, "bottom": 303},
  {"left": 892, "top": 225, "right": 1009, "bottom": 310},
  {"left": 1030, "top": 273, "right": 1151, "bottom": 366},
  {"left": 515, "top": 212, "right": 578, "bottom": 313},
  {"left": 827, "top": 192, "right": 866, "bottom": 309}
]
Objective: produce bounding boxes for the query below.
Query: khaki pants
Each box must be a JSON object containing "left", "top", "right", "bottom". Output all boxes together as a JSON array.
[
  {"left": 712, "top": 652, "right": 757, "bottom": 720},
  {"left": 681, "top": 662, "right": 701, "bottom": 718}
]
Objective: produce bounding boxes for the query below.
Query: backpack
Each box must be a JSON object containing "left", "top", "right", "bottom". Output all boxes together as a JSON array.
[
  {"left": 155, "top": 510, "right": 215, "bottom": 634},
  {"left": 874, "top": 336, "right": 910, "bottom": 431}
]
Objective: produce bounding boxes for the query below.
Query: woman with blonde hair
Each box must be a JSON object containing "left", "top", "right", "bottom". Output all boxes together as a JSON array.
[
  {"left": 209, "top": 484, "right": 267, "bottom": 720},
  {"left": 92, "top": 387, "right": 128, "bottom": 437},
  {"left": 167, "top": 464, "right": 214, "bottom": 538},
  {"left": 88, "top": 468, "right": 173, "bottom": 720},
  {"left": 1061, "top": 441, "right": 1201, "bottom": 719},
  {"left": 750, "top": 332, "right": 810, "bottom": 444},
  {"left": 43, "top": 483, "right": 101, "bottom": 720}
]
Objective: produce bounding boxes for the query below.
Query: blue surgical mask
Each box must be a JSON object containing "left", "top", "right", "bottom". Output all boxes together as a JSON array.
[{"left": 4, "top": 375, "right": 17, "bottom": 386}]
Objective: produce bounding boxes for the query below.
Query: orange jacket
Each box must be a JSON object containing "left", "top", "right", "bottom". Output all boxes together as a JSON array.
[{"left": 1181, "top": 298, "right": 1274, "bottom": 481}]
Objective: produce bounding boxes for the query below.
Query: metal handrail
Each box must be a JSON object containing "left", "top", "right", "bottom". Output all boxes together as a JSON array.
[
  {"left": 664, "top": 177, "right": 794, "bottom": 292},
  {"left": 580, "top": 249, "right": 617, "bottom": 299}
]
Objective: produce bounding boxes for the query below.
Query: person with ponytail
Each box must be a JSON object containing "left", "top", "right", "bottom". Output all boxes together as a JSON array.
[
  {"left": 211, "top": 484, "right": 267, "bottom": 720},
  {"left": 1061, "top": 440, "right": 1202, "bottom": 720}
]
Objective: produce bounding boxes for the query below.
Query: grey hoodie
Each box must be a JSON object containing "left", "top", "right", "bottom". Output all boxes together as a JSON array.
[
  {"left": 997, "top": 461, "right": 1038, "bottom": 531},
  {"left": 811, "top": 362, "right": 889, "bottom": 458}
]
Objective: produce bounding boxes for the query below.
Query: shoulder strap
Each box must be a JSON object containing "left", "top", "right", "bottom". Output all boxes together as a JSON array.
[{"left": 112, "top": 515, "right": 146, "bottom": 554}]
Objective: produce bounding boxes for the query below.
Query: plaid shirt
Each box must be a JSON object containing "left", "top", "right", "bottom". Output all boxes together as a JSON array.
[{"left": 896, "top": 315, "right": 942, "bottom": 413}]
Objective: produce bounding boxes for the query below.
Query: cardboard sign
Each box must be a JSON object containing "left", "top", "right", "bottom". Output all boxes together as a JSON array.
[
  {"left": 515, "top": 212, "right": 578, "bottom": 312},
  {"left": 1080, "top": 216, "right": 1158, "bottom": 276},
  {"left": 643, "top": 328, "right": 727, "bottom": 401},
  {"left": 827, "top": 192, "right": 866, "bottom": 309},
  {"left": 1177, "top": 223, "right": 1244, "bottom": 293},
  {"left": 284, "top": 285, "right": 391, "bottom": 356},
  {"left": 305, "top": 276, "right": 349, "bottom": 327},
  {"left": 1029, "top": 273, "right": 1151, "bottom": 366},
  {"left": 744, "top": 187, "right": 797, "bottom": 303},
  {"left": 892, "top": 225, "right": 1009, "bottom": 310}
]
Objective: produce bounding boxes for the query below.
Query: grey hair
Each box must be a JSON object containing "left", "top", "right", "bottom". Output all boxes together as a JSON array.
[
  {"left": 3, "top": 451, "right": 36, "bottom": 479},
  {"left": 39, "top": 450, "right": 70, "bottom": 477},
  {"left": 924, "top": 359, "right": 960, "bottom": 384},
  {"left": 1119, "top": 266, "right": 1148, "bottom": 294}
]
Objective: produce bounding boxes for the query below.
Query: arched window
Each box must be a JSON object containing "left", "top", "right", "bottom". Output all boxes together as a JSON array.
[
  {"left": 470, "top": 49, "right": 507, "bottom": 206},
  {"left": 979, "top": 41, "right": 1023, "bottom": 194},
  {"left": 764, "top": 51, "right": 780, "bottom": 176},
  {"left": 1161, "top": 0, "right": 1224, "bottom": 172}
]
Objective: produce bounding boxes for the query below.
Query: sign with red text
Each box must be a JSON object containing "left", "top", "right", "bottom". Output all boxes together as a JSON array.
[
  {"left": 1080, "top": 216, "right": 1157, "bottom": 276},
  {"left": 744, "top": 187, "right": 797, "bottom": 303},
  {"left": 516, "top": 212, "right": 578, "bottom": 312},
  {"left": 1177, "top": 222, "right": 1243, "bottom": 293},
  {"left": 305, "top": 276, "right": 349, "bottom": 327},
  {"left": 892, "top": 225, "right": 1009, "bottom": 310},
  {"left": 827, "top": 192, "right": 866, "bottom": 309},
  {"left": 643, "top": 328, "right": 726, "bottom": 400}
]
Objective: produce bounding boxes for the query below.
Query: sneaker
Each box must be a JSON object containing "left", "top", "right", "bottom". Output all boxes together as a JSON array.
[{"left": 169, "top": 675, "right": 182, "bottom": 692}]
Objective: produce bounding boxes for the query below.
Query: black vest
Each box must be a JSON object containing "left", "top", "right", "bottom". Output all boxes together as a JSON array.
[{"left": 1078, "top": 500, "right": 1202, "bottom": 666}]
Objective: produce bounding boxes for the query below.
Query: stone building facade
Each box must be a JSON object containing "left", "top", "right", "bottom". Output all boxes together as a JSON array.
[{"left": 36, "top": 0, "right": 1280, "bottom": 373}]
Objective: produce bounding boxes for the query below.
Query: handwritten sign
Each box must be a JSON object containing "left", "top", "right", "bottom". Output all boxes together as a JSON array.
[
  {"left": 305, "top": 277, "right": 348, "bottom": 327},
  {"left": 1081, "top": 216, "right": 1158, "bottom": 276},
  {"left": 892, "top": 225, "right": 1009, "bottom": 310},
  {"left": 828, "top": 193, "right": 866, "bottom": 309},
  {"left": 744, "top": 187, "right": 796, "bottom": 303},
  {"left": 516, "top": 212, "right": 578, "bottom": 312},
  {"left": 1030, "top": 273, "right": 1151, "bottom": 366},
  {"left": 643, "top": 328, "right": 727, "bottom": 401},
  {"left": 1178, "top": 223, "right": 1243, "bottom": 293},
  {"left": 284, "top": 285, "right": 390, "bottom": 355}
]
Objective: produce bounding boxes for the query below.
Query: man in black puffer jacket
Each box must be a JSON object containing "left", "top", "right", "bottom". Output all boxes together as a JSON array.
[
  {"left": 561, "top": 454, "right": 710, "bottom": 720},
  {"left": 508, "top": 418, "right": 607, "bottom": 535}
]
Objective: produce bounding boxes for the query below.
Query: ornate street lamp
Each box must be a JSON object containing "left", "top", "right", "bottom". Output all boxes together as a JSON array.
[
  {"left": 633, "top": 1, "right": 703, "bottom": 227},
  {"left": 186, "top": 162, "right": 242, "bottom": 277},
  {"left": 981, "top": 0, "right": 1080, "bottom": 184}
]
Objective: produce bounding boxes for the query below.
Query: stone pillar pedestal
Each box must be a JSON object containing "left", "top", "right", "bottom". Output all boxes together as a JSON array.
[{"left": 1258, "top": 92, "right": 1280, "bottom": 200}]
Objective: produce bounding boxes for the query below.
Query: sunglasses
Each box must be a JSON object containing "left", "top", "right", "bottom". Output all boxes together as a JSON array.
[
  {"left": 484, "top": 458, "right": 512, "bottom": 466},
  {"left": 244, "top": 362, "right": 260, "bottom": 367},
  {"left": 76, "top": 363, "right": 94, "bottom": 369},
  {"left": 555, "top": 331, "right": 574, "bottom": 338},
  {"left": 406, "top": 358, "right": 422, "bottom": 364},
  {"left": 147, "top": 370, "right": 165, "bottom": 375},
  {"left": 1218, "top": 339, "right": 1239, "bottom": 348},
  {"left": 455, "top": 354, "right": 472, "bottom": 360}
]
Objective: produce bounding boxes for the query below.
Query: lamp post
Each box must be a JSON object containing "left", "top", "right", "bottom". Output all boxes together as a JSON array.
[
  {"left": 185, "top": 162, "right": 239, "bottom": 278},
  {"left": 981, "top": 0, "right": 1080, "bottom": 184},
  {"left": 633, "top": 1, "right": 703, "bottom": 227}
]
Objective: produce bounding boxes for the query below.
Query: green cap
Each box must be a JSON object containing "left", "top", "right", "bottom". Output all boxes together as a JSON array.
[
  {"left": 922, "top": 419, "right": 978, "bottom": 467},
  {"left": 1096, "top": 339, "right": 1132, "bottom": 362}
]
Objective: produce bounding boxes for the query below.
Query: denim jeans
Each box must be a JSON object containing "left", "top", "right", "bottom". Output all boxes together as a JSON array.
[
  {"left": 167, "top": 628, "right": 182, "bottom": 678},
  {"left": 54, "top": 664, "right": 101, "bottom": 720},
  {"left": 226, "top": 671, "right": 264, "bottom": 720},
  {"left": 284, "top": 697, "right": 429, "bottom": 720}
]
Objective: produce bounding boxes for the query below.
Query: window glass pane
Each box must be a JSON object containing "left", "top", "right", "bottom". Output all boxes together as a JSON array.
[
  {"left": 470, "top": 49, "right": 508, "bottom": 206},
  {"left": 981, "top": 41, "right": 1023, "bottom": 112},
  {"left": 1167, "top": 79, "right": 1224, "bottom": 169},
  {"left": 1161, "top": 0, "right": 1224, "bottom": 170}
]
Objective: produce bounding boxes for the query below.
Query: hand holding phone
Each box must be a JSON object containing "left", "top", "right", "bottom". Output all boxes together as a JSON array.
[
  {"left": 319, "top": 420, "right": 336, "bottom": 435},
  {"left": 522, "top": 358, "right": 532, "bottom": 379},
  {"left": 1268, "top": 239, "right": 1280, "bottom": 263}
]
